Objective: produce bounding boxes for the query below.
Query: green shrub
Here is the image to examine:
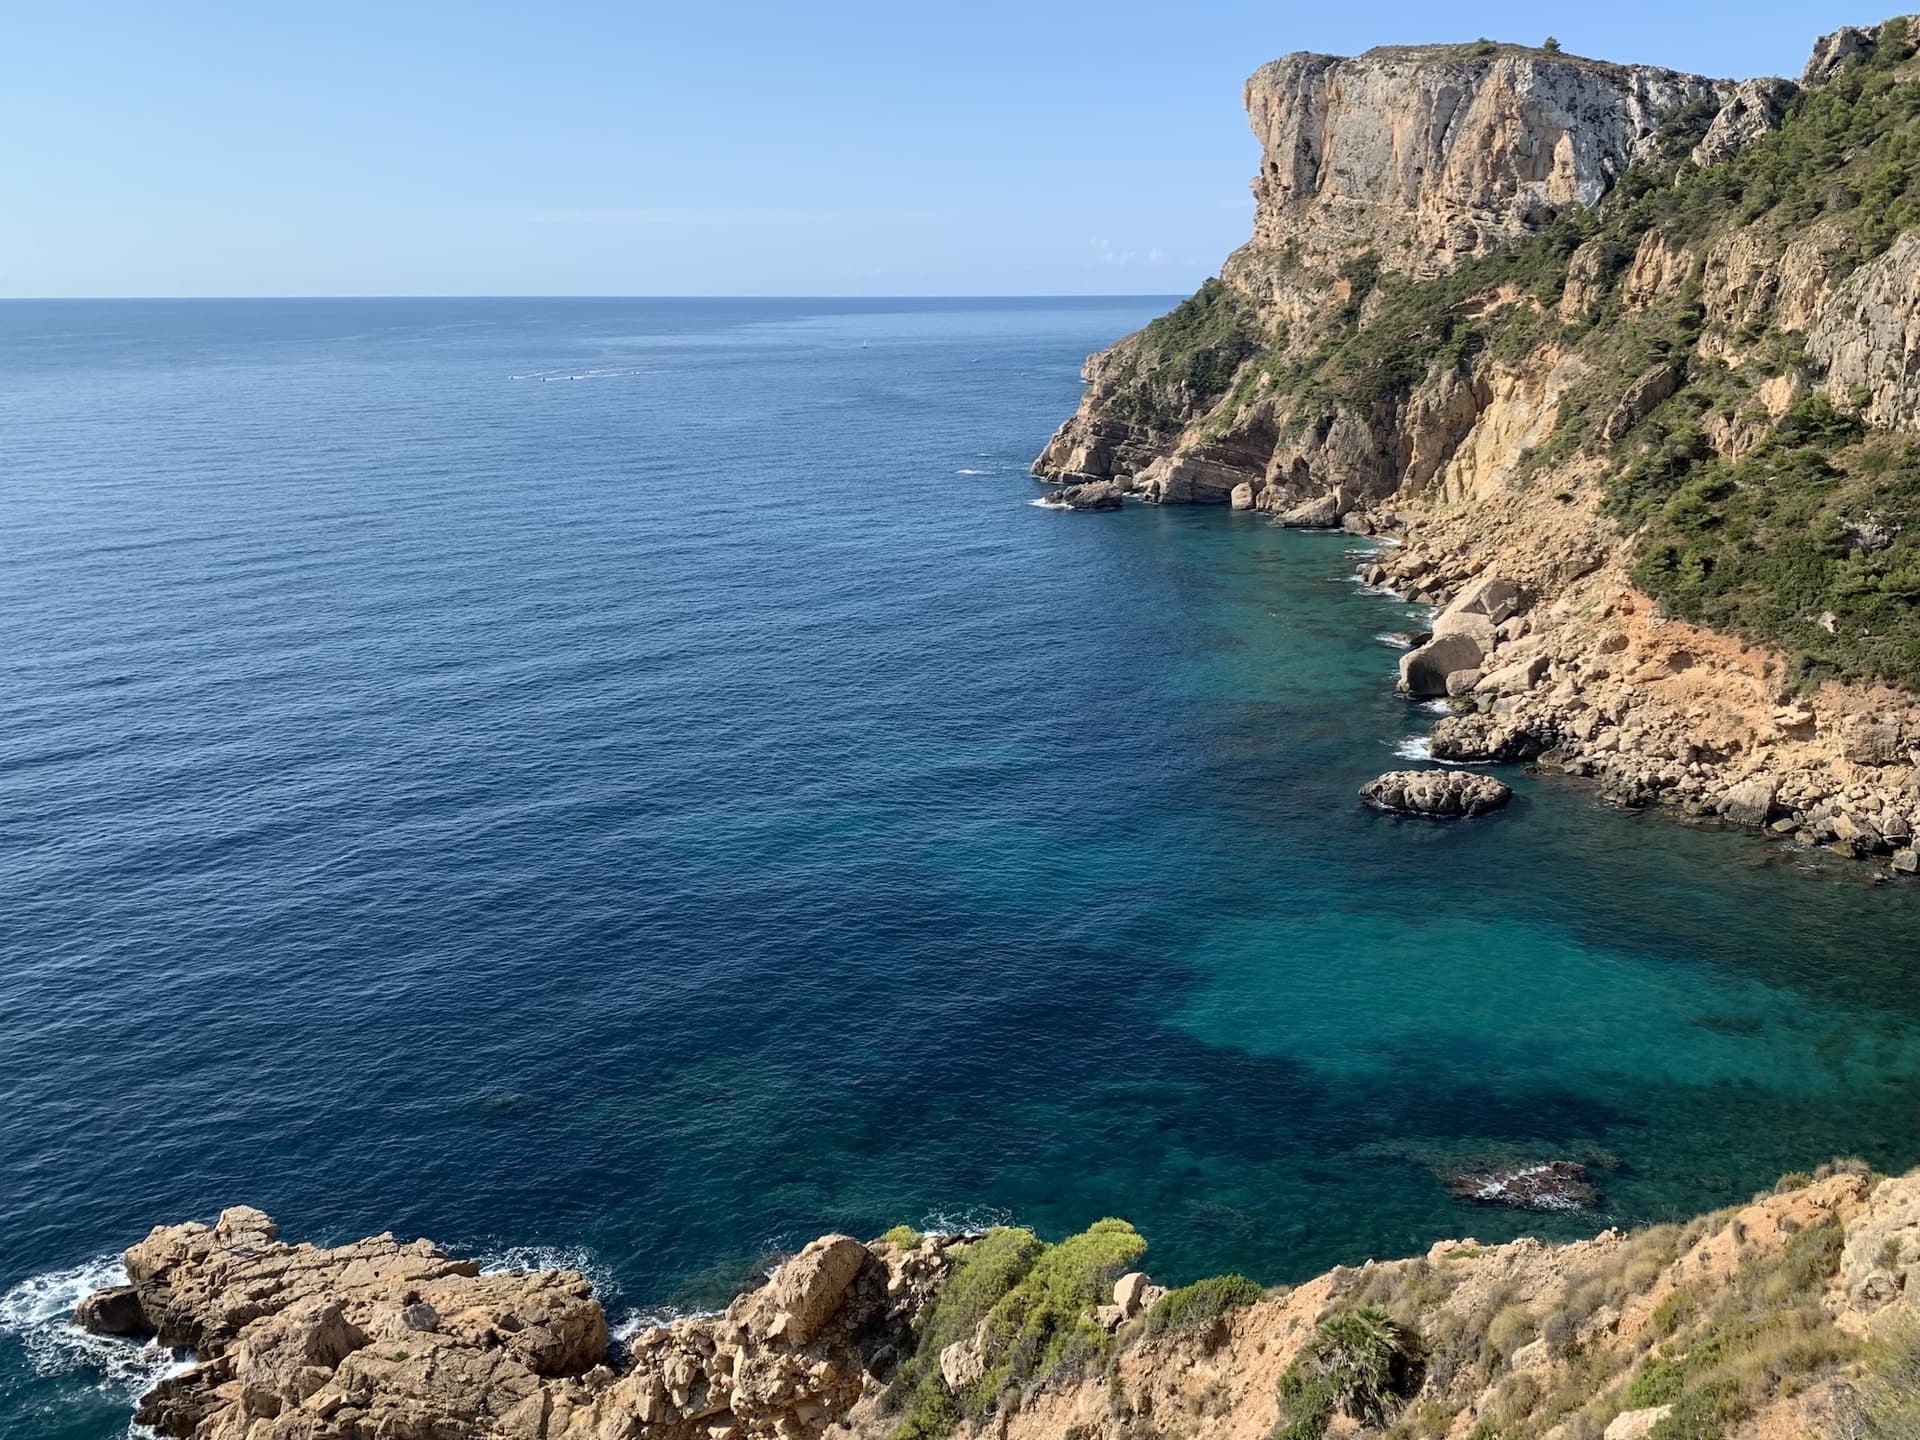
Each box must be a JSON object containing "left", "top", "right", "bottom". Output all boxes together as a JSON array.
[
  {"left": 880, "top": 1224, "right": 922, "bottom": 1249},
  {"left": 1271, "top": 1306, "right": 1422, "bottom": 1439},
  {"left": 884, "top": 1219, "right": 1148, "bottom": 1439},
  {"left": 1108, "top": 279, "right": 1261, "bottom": 429},
  {"left": 1145, "top": 1273, "right": 1266, "bottom": 1336}
]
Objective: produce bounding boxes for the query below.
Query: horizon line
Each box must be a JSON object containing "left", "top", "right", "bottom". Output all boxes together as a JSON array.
[{"left": 0, "top": 291, "right": 1195, "bottom": 304}]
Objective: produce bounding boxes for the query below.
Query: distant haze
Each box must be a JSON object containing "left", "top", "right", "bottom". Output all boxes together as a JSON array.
[{"left": 2, "top": 0, "right": 1845, "bottom": 297}]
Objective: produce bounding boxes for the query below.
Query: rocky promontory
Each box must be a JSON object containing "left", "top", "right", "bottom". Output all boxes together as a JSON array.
[
  {"left": 78, "top": 1168, "right": 1920, "bottom": 1440},
  {"left": 1030, "top": 17, "right": 1920, "bottom": 870},
  {"left": 76, "top": 1205, "right": 954, "bottom": 1440}
]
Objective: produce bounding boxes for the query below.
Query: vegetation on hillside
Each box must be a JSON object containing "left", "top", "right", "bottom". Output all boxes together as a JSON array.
[
  {"left": 882, "top": 1219, "right": 1146, "bottom": 1440},
  {"left": 1118, "top": 20, "right": 1920, "bottom": 685},
  {"left": 1143, "top": 1273, "right": 1267, "bottom": 1337},
  {"left": 874, "top": 1164, "right": 1910, "bottom": 1440},
  {"left": 1103, "top": 279, "right": 1262, "bottom": 431}
]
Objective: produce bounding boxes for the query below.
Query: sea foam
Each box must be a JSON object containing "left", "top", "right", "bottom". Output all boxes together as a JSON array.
[{"left": 0, "top": 1256, "right": 188, "bottom": 1403}]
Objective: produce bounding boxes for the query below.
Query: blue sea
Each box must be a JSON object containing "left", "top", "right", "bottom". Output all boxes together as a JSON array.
[{"left": 1, "top": 297, "right": 1915, "bottom": 1436}]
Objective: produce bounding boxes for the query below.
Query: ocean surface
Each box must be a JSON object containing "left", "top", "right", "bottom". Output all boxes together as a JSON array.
[{"left": 1, "top": 297, "right": 1915, "bottom": 1436}]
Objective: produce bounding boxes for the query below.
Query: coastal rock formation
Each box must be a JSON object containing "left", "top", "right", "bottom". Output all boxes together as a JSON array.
[
  {"left": 1039, "top": 479, "right": 1125, "bottom": 511},
  {"left": 76, "top": 1206, "right": 956, "bottom": 1440},
  {"left": 1444, "top": 1160, "right": 1600, "bottom": 1211},
  {"left": 78, "top": 1169, "right": 1920, "bottom": 1440},
  {"left": 1360, "top": 768, "right": 1512, "bottom": 816},
  {"left": 1233, "top": 47, "right": 1721, "bottom": 277},
  {"left": 859, "top": 1167, "right": 1918, "bottom": 1440},
  {"left": 1033, "top": 15, "right": 1920, "bottom": 869}
]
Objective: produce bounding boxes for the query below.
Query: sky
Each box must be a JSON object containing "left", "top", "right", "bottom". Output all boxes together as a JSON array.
[{"left": 0, "top": 1, "right": 1869, "bottom": 297}]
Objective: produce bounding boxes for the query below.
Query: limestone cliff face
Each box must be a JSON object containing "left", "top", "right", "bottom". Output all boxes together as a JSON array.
[
  {"left": 1034, "top": 16, "right": 1920, "bottom": 868},
  {"left": 1035, "top": 45, "right": 1725, "bottom": 507},
  {"left": 1233, "top": 48, "right": 1718, "bottom": 284}
]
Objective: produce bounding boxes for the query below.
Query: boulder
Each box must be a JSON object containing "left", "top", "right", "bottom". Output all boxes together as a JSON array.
[
  {"left": 940, "top": 1337, "right": 986, "bottom": 1390},
  {"left": 1843, "top": 716, "right": 1907, "bottom": 767},
  {"left": 1399, "top": 633, "right": 1488, "bottom": 697},
  {"left": 1229, "top": 481, "right": 1256, "bottom": 510},
  {"left": 1043, "top": 480, "right": 1125, "bottom": 511},
  {"left": 1478, "top": 655, "right": 1550, "bottom": 695},
  {"left": 1113, "top": 1272, "right": 1151, "bottom": 1321},
  {"left": 1718, "top": 776, "right": 1776, "bottom": 828},
  {"left": 751, "top": 1234, "right": 869, "bottom": 1345},
  {"left": 1602, "top": 362, "right": 1683, "bottom": 443},
  {"left": 1429, "top": 713, "right": 1551, "bottom": 763},
  {"left": 1432, "top": 608, "right": 1497, "bottom": 648},
  {"left": 1277, "top": 493, "right": 1341, "bottom": 527},
  {"left": 1446, "top": 575, "right": 1525, "bottom": 624},
  {"left": 1360, "top": 769, "right": 1512, "bottom": 817},
  {"left": 1892, "top": 849, "right": 1919, "bottom": 875},
  {"left": 72, "top": 1284, "right": 149, "bottom": 1337}
]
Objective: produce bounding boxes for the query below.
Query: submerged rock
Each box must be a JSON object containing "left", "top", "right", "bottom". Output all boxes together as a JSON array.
[
  {"left": 1360, "top": 769, "right": 1512, "bottom": 817},
  {"left": 1446, "top": 1161, "right": 1600, "bottom": 1211}
]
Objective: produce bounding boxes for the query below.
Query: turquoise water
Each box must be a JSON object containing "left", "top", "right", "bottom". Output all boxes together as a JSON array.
[{"left": 0, "top": 298, "right": 1914, "bottom": 1436}]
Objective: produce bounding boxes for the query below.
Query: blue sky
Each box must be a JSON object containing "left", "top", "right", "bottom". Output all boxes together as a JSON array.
[{"left": 0, "top": 2, "right": 1863, "bottom": 297}]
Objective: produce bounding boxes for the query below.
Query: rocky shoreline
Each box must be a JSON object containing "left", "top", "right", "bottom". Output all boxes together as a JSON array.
[
  {"left": 1022, "top": 16, "right": 1920, "bottom": 876},
  {"left": 1355, "top": 504, "right": 1920, "bottom": 876},
  {"left": 74, "top": 1168, "right": 1920, "bottom": 1439}
]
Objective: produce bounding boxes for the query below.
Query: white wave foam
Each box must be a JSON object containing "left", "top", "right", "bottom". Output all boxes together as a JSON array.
[
  {"left": 1348, "top": 577, "right": 1402, "bottom": 598},
  {"left": 609, "top": 1303, "right": 717, "bottom": 1343},
  {"left": 1027, "top": 497, "right": 1065, "bottom": 509},
  {"left": 0, "top": 1255, "right": 189, "bottom": 1408},
  {"left": 469, "top": 1243, "right": 617, "bottom": 1296},
  {"left": 1393, "top": 736, "right": 1432, "bottom": 761},
  {"left": 1421, "top": 699, "right": 1452, "bottom": 714},
  {"left": 914, "top": 1204, "right": 1014, "bottom": 1237},
  {"left": 1373, "top": 632, "right": 1414, "bottom": 650},
  {"left": 955, "top": 467, "right": 990, "bottom": 475}
]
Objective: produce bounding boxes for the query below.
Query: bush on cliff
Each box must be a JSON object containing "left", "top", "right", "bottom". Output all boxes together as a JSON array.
[
  {"left": 1144, "top": 1272, "right": 1266, "bottom": 1337},
  {"left": 1109, "top": 279, "right": 1260, "bottom": 430},
  {"left": 1605, "top": 1218, "right": 1855, "bottom": 1440},
  {"left": 1271, "top": 1306, "right": 1422, "bottom": 1440},
  {"left": 884, "top": 1219, "right": 1148, "bottom": 1439},
  {"left": 1625, "top": 402, "right": 1920, "bottom": 687}
]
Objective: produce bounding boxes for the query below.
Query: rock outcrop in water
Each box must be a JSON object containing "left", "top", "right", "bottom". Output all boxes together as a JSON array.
[
  {"left": 1361, "top": 768, "right": 1512, "bottom": 817},
  {"left": 1032, "top": 16, "right": 1920, "bottom": 872},
  {"left": 80, "top": 1169, "right": 1920, "bottom": 1440}
]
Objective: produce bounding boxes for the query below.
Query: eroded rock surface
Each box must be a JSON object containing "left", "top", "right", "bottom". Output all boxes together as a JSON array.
[
  {"left": 77, "top": 1208, "right": 954, "bottom": 1440},
  {"left": 1360, "top": 768, "right": 1512, "bottom": 817}
]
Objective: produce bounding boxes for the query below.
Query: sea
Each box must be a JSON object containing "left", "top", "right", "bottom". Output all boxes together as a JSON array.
[{"left": 1, "top": 297, "right": 1914, "bottom": 1437}]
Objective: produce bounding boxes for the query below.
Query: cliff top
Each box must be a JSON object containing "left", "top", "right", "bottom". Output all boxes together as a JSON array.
[{"left": 1249, "top": 39, "right": 1713, "bottom": 85}]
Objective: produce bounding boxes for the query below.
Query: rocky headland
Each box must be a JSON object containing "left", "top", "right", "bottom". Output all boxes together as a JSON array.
[
  {"left": 78, "top": 1167, "right": 1920, "bottom": 1439},
  {"left": 1033, "top": 17, "right": 1920, "bottom": 873}
]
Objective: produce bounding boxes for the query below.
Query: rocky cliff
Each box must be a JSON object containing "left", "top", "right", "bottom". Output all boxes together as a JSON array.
[
  {"left": 1033, "top": 18, "right": 1920, "bottom": 871},
  {"left": 79, "top": 1167, "right": 1920, "bottom": 1439}
]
